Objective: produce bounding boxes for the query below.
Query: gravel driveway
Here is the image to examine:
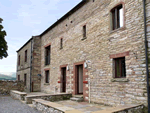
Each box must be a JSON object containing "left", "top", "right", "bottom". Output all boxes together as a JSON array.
[{"left": 0, "top": 96, "right": 41, "bottom": 113}]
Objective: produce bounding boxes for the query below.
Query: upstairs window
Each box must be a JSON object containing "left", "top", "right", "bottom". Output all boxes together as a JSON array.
[
  {"left": 60, "top": 38, "right": 63, "bottom": 49},
  {"left": 114, "top": 57, "right": 126, "bottom": 78},
  {"left": 45, "top": 45, "right": 51, "bottom": 65},
  {"left": 83, "top": 25, "right": 86, "bottom": 38},
  {"left": 25, "top": 50, "right": 27, "bottom": 62},
  {"left": 111, "top": 4, "right": 123, "bottom": 30},
  {"left": 45, "top": 70, "right": 49, "bottom": 83},
  {"left": 18, "top": 55, "right": 20, "bottom": 66}
]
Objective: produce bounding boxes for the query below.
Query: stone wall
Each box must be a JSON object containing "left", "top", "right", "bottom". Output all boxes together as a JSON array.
[
  {"left": 31, "top": 36, "right": 41, "bottom": 92},
  {"left": 10, "top": 90, "right": 27, "bottom": 101},
  {"left": 115, "top": 105, "right": 144, "bottom": 113},
  {"left": 40, "top": 0, "right": 148, "bottom": 106},
  {"left": 32, "top": 100, "right": 63, "bottom": 113},
  {"left": 17, "top": 39, "right": 32, "bottom": 92},
  {"left": 25, "top": 93, "right": 72, "bottom": 104},
  {"left": 0, "top": 80, "right": 24, "bottom": 95},
  {"left": 16, "top": 36, "right": 41, "bottom": 92}
]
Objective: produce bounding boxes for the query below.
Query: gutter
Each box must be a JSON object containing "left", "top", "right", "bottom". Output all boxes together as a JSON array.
[{"left": 143, "top": 0, "right": 150, "bottom": 112}]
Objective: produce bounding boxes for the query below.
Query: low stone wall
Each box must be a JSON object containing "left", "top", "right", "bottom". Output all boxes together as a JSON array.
[
  {"left": 114, "top": 105, "right": 144, "bottom": 113},
  {"left": 26, "top": 93, "right": 72, "bottom": 104},
  {"left": 10, "top": 90, "right": 27, "bottom": 101},
  {"left": 0, "top": 80, "right": 24, "bottom": 95},
  {"left": 33, "top": 100, "right": 63, "bottom": 113},
  {"left": 99, "top": 104, "right": 144, "bottom": 113}
]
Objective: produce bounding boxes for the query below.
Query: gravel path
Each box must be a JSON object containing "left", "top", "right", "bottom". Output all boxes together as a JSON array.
[{"left": 0, "top": 96, "right": 41, "bottom": 113}]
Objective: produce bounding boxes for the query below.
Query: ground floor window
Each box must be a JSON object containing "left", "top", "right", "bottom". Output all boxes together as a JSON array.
[
  {"left": 18, "top": 75, "right": 20, "bottom": 81},
  {"left": 45, "top": 70, "right": 49, "bottom": 83},
  {"left": 24, "top": 74, "right": 27, "bottom": 86},
  {"left": 114, "top": 57, "right": 126, "bottom": 78}
]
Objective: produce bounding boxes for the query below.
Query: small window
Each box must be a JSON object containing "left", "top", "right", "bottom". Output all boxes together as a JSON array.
[
  {"left": 45, "top": 70, "right": 49, "bottom": 83},
  {"left": 18, "top": 75, "right": 20, "bottom": 81},
  {"left": 24, "top": 74, "right": 27, "bottom": 86},
  {"left": 60, "top": 38, "right": 63, "bottom": 49},
  {"left": 114, "top": 57, "right": 126, "bottom": 78},
  {"left": 25, "top": 50, "right": 27, "bottom": 62},
  {"left": 111, "top": 4, "right": 123, "bottom": 30},
  {"left": 45, "top": 46, "right": 51, "bottom": 65},
  {"left": 83, "top": 25, "right": 86, "bottom": 38},
  {"left": 18, "top": 55, "right": 20, "bottom": 66}
]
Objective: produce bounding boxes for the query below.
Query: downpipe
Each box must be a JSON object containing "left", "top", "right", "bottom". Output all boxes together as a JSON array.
[
  {"left": 88, "top": 78, "right": 91, "bottom": 103},
  {"left": 143, "top": 0, "right": 150, "bottom": 112}
]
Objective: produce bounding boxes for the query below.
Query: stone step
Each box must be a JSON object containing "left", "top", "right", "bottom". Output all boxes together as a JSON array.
[
  {"left": 72, "top": 95, "right": 83, "bottom": 98},
  {"left": 70, "top": 97, "right": 83, "bottom": 102}
]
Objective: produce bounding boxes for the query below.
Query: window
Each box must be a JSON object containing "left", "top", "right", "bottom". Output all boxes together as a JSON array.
[
  {"left": 83, "top": 25, "right": 86, "bottom": 38},
  {"left": 114, "top": 57, "right": 126, "bottom": 78},
  {"left": 24, "top": 74, "right": 27, "bottom": 86},
  {"left": 60, "top": 38, "right": 63, "bottom": 49},
  {"left": 25, "top": 50, "right": 27, "bottom": 62},
  {"left": 45, "top": 45, "right": 51, "bottom": 65},
  {"left": 18, "top": 75, "right": 20, "bottom": 81},
  {"left": 45, "top": 70, "right": 49, "bottom": 83},
  {"left": 111, "top": 4, "right": 123, "bottom": 30},
  {"left": 18, "top": 55, "right": 20, "bottom": 66}
]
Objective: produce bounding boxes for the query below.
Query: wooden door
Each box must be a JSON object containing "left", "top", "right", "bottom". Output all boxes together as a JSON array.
[
  {"left": 61, "top": 67, "right": 66, "bottom": 92},
  {"left": 77, "top": 65, "right": 83, "bottom": 94}
]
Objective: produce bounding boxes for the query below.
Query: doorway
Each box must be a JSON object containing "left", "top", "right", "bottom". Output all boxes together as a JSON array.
[
  {"left": 61, "top": 67, "right": 66, "bottom": 93},
  {"left": 76, "top": 65, "right": 83, "bottom": 94}
]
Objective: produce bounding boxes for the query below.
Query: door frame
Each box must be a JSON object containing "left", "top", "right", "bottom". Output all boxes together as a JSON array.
[
  {"left": 73, "top": 61, "right": 87, "bottom": 95},
  {"left": 60, "top": 64, "right": 68, "bottom": 93},
  {"left": 76, "top": 64, "right": 83, "bottom": 94}
]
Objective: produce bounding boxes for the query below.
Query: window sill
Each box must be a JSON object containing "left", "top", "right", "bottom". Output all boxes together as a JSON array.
[
  {"left": 111, "top": 78, "right": 129, "bottom": 82},
  {"left": 44, "top": 83, "right": 50, "bottom": 85},
  {"left": 109, "top": 26, "right": 126, "bottom": 34},
  {"left": 45, "top": 64, "right": 50, "bottom": 67},
  {"left": 81, "top": 37, "right": 87, "bottom": 41}
]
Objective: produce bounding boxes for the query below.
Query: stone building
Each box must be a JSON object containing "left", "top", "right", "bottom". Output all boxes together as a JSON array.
[
  {"left": 17, "top": 0, "right": 150, "bottom": 106},
  {"left": 16, "top": 36, "right": 41, "bottom": 92}
]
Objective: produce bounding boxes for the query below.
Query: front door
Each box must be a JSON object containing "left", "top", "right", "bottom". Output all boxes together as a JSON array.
[
  {"left": 61, "top": 67, "right": 66, "bottom": 92},
  {"left": 77, "top": 65, "right": 83, "bottom": 94}
]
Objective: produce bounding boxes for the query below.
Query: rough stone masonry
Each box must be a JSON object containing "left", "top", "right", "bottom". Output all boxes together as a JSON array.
[{"left": 16, "top": 0, "right": 150, "bottom": 107}]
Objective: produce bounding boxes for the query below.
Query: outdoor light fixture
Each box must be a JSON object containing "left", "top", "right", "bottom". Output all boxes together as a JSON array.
[
  {"left": 37, "top": 74, "right": 42, "bottom": 80},
  {"left": 67, "top": 65, "right": 69, "bottom": 71},
  {"left": 84, "top": 62, "right": 88, "bottom": 69}
]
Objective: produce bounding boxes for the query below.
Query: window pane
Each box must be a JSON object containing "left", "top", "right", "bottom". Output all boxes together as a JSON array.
[
  {"left": 45, "top": 46, "right": 50, "bottom": 65},
  {"left": 45, "top": 71, "right": 49, "bottom": 83},
  {"left": 116, "top": 60, "right": 121, "bottom": 78},
  {"left": 121, "top": 59, "right": 126, "bottom": 77},
  {"left": 112, "top": 10, "right": 116, "bottom": 30},
  {"left": 119, "top": 8, "right": 123, "bottom": 27}
]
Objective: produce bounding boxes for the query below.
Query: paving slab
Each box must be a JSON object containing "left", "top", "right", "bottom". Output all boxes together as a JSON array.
[{"left": 56, "top": 100, "right": 112, "bottom": 113}]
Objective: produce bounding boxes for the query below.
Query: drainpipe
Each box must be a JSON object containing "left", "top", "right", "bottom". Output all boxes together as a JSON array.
[
  {"left": 88, "top": 78, "right": 91, "bottom": 103},
  {"left": 30, "top": 38, "right": 33, "bottom": 92},
  {"left": 143, "top": 0, "right": 150, "bottom": 112}
]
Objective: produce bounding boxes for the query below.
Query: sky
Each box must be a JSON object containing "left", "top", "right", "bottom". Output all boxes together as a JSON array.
[{"left": 0, "top": 0, "right": 81, "bottom": 74}]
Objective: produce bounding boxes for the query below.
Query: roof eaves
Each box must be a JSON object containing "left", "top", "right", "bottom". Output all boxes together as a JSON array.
[{"left": 40, "top": 0, "right": 87, "bottom": 37}]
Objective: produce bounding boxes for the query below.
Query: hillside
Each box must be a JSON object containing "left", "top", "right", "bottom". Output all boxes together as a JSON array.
[{"left": 0, "top": 74, "right": 16, "bottom": 80}]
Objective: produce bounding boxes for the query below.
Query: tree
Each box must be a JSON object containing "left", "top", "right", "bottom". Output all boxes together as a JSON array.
[{"left": 0, "top": 18, "right": 8, "bottom": 59}]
